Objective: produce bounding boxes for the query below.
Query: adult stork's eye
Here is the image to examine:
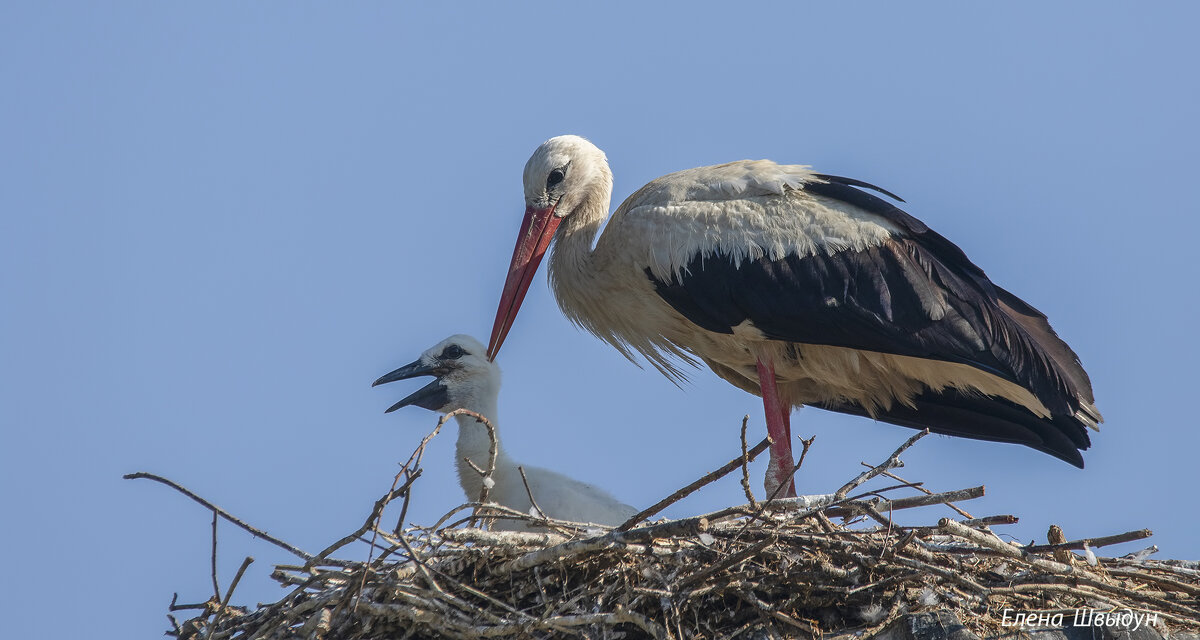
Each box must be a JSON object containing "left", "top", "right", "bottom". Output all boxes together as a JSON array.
[
  {"left": 547, "top": 168, "right": 566, "bottom": 189},
  {"left": 441, "top": 344, "right": 466, "bottom": 360}
]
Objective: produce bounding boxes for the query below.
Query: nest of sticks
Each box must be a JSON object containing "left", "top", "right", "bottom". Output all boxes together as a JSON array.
[{"left": 131, "top": 413, "right": 1200, "bottom": 639}]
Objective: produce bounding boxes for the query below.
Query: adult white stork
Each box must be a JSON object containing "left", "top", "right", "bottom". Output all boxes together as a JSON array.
[
  {"left": 373, "top": 334, "right": 638, "bottom": 530},
  {"left": 487, "top": 135, "right": 1102, "bottom": 497}
]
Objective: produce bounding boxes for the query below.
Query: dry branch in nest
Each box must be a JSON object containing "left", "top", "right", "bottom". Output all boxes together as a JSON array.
[{"left": 129, "top": 418, "right": 1198, "bottom": 640}]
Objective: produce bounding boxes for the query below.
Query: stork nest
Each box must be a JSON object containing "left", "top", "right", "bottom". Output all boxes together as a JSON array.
[{"left": 133, "top": 415, "right": 1200, "bottom": 639}]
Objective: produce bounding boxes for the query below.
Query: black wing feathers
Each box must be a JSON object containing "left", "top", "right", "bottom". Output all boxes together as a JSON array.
[
  {"left": 651, "top": 244, "right": 1019, "bottom": 383},
  {"left": 648, "top": 174, "right": 1097, "bottom": 456},
  {"left": 814, "top": 388, "right": 1090, "bottom": 467},
  {"left": 811, "top": 173, "right": 907, "bottom": 203}
]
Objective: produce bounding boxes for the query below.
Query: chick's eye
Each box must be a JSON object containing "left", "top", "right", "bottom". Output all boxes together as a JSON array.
[
  {"left": 442, "top": 345, "right": 466, "bottom": 360},
  {"left": 546, "top": 168, "right": 566, "bottom": 189}
]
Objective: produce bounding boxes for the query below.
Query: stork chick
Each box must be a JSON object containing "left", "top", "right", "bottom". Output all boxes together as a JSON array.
[{"left": 373, "top": 335, "right": 638, "bottom": 530}]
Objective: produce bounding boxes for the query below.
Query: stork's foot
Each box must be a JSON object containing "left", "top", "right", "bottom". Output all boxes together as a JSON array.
[
  {"left": 764, "top": 454, "right": 798, "bottom": 498},
  {"left": 760, "top": 492, "right": 833, "bottom": 513}
]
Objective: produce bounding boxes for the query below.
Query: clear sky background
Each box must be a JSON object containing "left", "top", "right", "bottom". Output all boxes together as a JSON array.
[{"left": 3, "top": 3, "right": 1198, "bottom": 637}]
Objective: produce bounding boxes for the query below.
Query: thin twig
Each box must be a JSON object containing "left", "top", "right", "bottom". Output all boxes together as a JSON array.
[
  {"left": 518, "top": 466, "right": 548, "bottom": 520},
  {"left": 616, "top": 434, "right": 770, "bottom": 531},
  {"left": 740, "top": 435, "right": 815, "bottom": 526},
  {"left": 678, "top": 536, "right": 775, "bottom": 590},
  {"left": 738, "top": 415, "right": 758, "bottom": 508},
  {"left": 446, "top": 408, "right": 498, "bottom": 528},
  {"left": 393, "top": 410, "right": 462, "bottom": 534},
  {"left": 209, "top": 512, "right": 221, "bottom": 602},
  {"left": 834, "top": 429, "right": 929, "bottom": 500},
  {"left": 311, "top": 471, "right": 424, "bottom": 568},
  {"left": 206, "top": 556, "right": 253, "bottom": 640},
  {"left": 1023, "top": 528, "right": 1153, "bottom": 553},
  {"left": 824, "top": 486, "right": 985, "bottom": 519},
  {"left": 124, "top": 472, "right": 311, "bottom": 560},
  {"left": 865, "top": 465, "right": 975, "bottom": 519}
]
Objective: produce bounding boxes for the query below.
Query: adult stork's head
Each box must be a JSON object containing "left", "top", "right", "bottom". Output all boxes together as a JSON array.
[
  {"left": 488, "top": 135, "right": 612, "bottom": 361},
  {"left": 373, "top": 335, "right": 499, "bottom": 414}
]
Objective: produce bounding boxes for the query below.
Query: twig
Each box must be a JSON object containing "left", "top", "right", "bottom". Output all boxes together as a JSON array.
[
  {"left": 447, "top": 408, "right": 498, "bottom": 527},
  {"left": 393, "top": 410, "right": 462, "bottom": 534},
  {"left": 834, "top": 430, "right": 928, "bottom": 500},
  {"left": 438, "top": 528, "right": 566, "bottom": 548},
  {"left": 865, "top": 465, "right": 974, "bottom": 520},
  {"left": 678, "top": 536, "right": 775, "bottom": 590},
  {"left": 1023, "top": 528, "right": 1153, "bottom": 553},
  {"left": 491, "top": 535, "right": 644, "bottom": 576},
  {"left": 734, "top": 589, "right": 820, "bottom": 636},
  {"left": 358, "top": 448, "right": 432, "bottom": 605},
  {"left": 843, "top": 481, "right": 925, "bottom": 502},
  {"left": 616, "top": 435, "right": 770, "bottom": 531},
  {"left": 124, "top": 472, "right": 311, "bottom": 560},
  {"left": 395, "top": 535, "right": 444, "bottom": 595},
  {"left": 209, "top": 512, "right": 221, "bottom": 602},
  {"left": 938, "top": 518, "right": 1073, "bottom": 573},
  {"left": 824, "top": 486, "right": 985, "bottom": 519},
  {"left": 1107, "top": 567, "right": 1200, "bottom": 598},
  {"left": 776, "top": 436, "right": 815, "bottom": 505},
  {"left": 518, "top": 466, "right": 548, "bottom": 520},
  {"left": 169, "top": 593, "right": 210, "bottom": 612},
  {"left": 617, "top": 515, "right": 714, "bottom": 543},
  {"left": 391, "top": 468, "right": 422, "bottom": 537},
  {"left": 206, "top": 556, "right": 253, "bottom": 639},
  {"left": 962, "top": 515, "right": 1017, "bottom": 527},
  {"left": 747, "top": 434, "right": 815, "bottom": 521},
  {"left": 738, "top": 416, "right": 758, "bottom": 508},
  {"left": 311, "top": 472, "right": 424, "bottom": 568}
]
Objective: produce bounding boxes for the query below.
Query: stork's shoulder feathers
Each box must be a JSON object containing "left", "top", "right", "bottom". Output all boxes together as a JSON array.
[
  {"left": 620, "top": 159, "right": 816, "bottom": 204},
  {"left": 600, "top": 162, "right": 904, "bottom": 282}
]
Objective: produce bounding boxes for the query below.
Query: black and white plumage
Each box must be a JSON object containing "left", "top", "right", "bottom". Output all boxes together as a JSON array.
[
  {"left": 488, "top": 135, "right": 1101, "bottom": 497},
  {"left": 373, "top": 335, "right": 638, "bottom": 530}
]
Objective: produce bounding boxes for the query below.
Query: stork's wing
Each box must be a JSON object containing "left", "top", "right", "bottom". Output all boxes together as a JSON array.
[{"left": 647, "top": 175, "right": 1096, "bottom": 421}]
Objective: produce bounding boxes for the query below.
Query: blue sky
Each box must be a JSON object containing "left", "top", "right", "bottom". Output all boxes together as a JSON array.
[{"left": 3, "top": 3, "right": 1198, "bottom": 637}]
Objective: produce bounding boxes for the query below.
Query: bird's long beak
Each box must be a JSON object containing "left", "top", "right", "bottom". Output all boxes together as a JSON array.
[
  {"left": 372, "top": 359, "right": 438, "bottom": 387},
  {"left": 487, "top": 204, "right": 560, "bottom": 361},
  {"left": 384, "top": 380, "right": 449, "bottom": 413},
  {"left": 372, "top": 359, "right": 450, "bottom": 413}
]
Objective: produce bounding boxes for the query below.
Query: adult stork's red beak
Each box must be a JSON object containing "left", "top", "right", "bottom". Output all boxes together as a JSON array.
[{"left": 487, "top": 204, "right": 560, "bottom": 361}]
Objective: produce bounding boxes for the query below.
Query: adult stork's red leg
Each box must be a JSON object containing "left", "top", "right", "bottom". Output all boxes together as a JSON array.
[{"left": 756, "top": 357, "right": 797, "bottom": 497}]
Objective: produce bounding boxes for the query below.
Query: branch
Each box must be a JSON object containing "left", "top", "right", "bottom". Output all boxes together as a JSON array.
[
  {"left": 209, "top": 513, "right": 220, "bottom": 602},
  {"left": 834, "top": 429, "right": 928, "bottom": 500},
  {"left": 824, "top": 486, "right": 985, "bottom": 519},
  {"left": 124, "top": 472, "right": 311, "bottom": 561},
  {"left": 865, "top": 464, "right": 974, "bottom": 520},
  {"left": 1023, "top": 528, "right": 1153, "bottom": 554},
  {"left": 206, "top": 556, "right": 253, "bottom": 639},
  {"left": 446, "top": 408, "right": 498, "bottom": 527},
  {"left": 518, "top": 466, "right": 548, "bottom": 520},
  {"left": 616, "top": 433, "right": 770, "bottom": 531},
  {"left": 738, "top": 416, "right": 758, "bottom": 508}
]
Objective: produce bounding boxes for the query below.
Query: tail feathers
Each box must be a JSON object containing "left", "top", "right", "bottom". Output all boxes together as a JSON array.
[{"left": 814, "top": 387, "right": 1091, "bottom": 468}]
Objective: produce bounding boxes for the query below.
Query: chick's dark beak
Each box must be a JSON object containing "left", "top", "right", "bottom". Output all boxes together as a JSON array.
[
  {"left": 373, "top": 359, "right": 439, "bottom": 387},
  {"left": 373, "top": 358, "right": 450, "bottom": 413},
  {"left": 385, "top": 380, "right": 450, "bottom": 413}
]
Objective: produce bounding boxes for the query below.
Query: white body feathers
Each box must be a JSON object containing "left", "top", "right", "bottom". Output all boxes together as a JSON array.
[{"left": 399, "top": 336, "right": 638, "bottom": 531}]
